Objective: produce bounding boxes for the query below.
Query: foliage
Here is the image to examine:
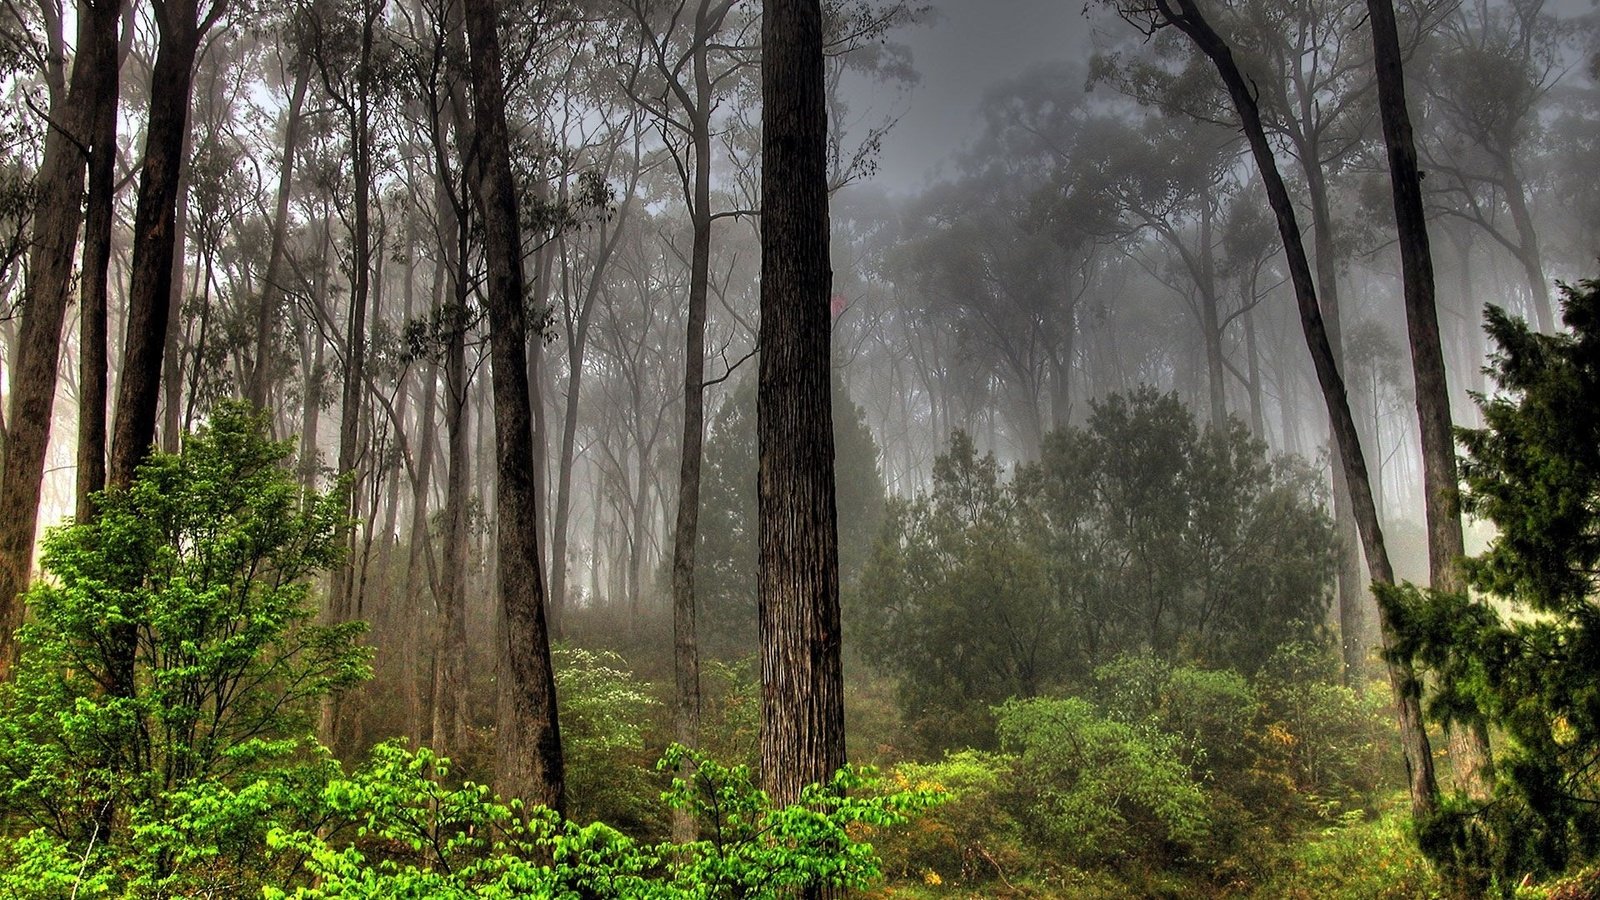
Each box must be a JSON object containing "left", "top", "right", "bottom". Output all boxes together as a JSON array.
[
  {"left": 995, "top": 695, "right": 1209, "bottom": 865},
  {"left": 262, "top": 741, "right": 943, "bottom": 899},
  {"left": 876, "top": 750, "right": 1024, "bottom": 886},
  {"left": 698, "top": 372, "right": 887, "bottom": 658},
  {"left": 870, "top": 648, "right": 1402, "bottom": 895},
  {"left": 1382, "top": 279, "right": 1600, "bottom": 891},
  {"left": 0, "top": 402, "right": 368, "bottom": 894},
  {"left": 1246, "top": 801, "right": 1444, "bottom": 900},
  {"left": 857, "top": 390, "right": 1337, "bottom": 746},
  {"left": 553, "top": 646, "right": 664, "bottom": 833}
]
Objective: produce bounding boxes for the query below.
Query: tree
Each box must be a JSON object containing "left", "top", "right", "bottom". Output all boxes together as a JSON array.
[
  {"left": 1386, "top": 278, "right": 1600, "bottom": 889},
  {"left": 0, "top": 403, "right": 366, "bottom": 860},
  {"left": 1105, "top": 0, "right": 1441, "bottom": 822},
  {"left": 462, "top": 0, "right": 564, "bottom": 812},
  {"left": 758, "top": 0, "right": 845, "bottom": 830},
  {"left": 859, "top": 396, "right": 1336, "bottom": 748},
  {"left": 698, "top": 371, "right": 885, "bottom": 658},
  {"left": 1364, "top": 0, "right": 1493, "bottom": 799},
  {"left": 0, "top": 0, "right": 121, "bottom": 680}
]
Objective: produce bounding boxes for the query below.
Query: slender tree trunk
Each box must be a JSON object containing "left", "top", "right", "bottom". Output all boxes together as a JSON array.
[
  {"left": 463, "top": 0, "right": 564, "bottom": 812},
  {"left": 668, "top": 29, "right": 716, "bottom": 842},
  {"left": 1152, "top": 0, "right": 1439, "bottom": 822},
  {"left": 1500, "top": 162, "right": 1552, "bottom": 333},
  {"left": 1199, "top": 202, "right": 1227, "bottom": 432},
  {"left": 1365, "top": 0, "right": 1493, "bottom": 800},
  {"left": 432, "top": 195, "right": 471, "bottom": 759},
  {"left": 758, "top": 0, "right": 845, "bottom": 838},
  {"left": 0, "top": 0, "right": 120, "bottom": 678},
  {"left": 1242, "top": 300, "right": 1265, "bottom": 439},
  {"left": 76, "top": 0, "right": 125, "bottom": 523},
  {"left": 246, "top": 62, "right": 309, "bottom": 407}
]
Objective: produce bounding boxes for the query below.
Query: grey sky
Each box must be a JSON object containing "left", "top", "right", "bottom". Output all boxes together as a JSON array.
[{"left": 852, "top": 0, "right": 1101, "bottom": 195}]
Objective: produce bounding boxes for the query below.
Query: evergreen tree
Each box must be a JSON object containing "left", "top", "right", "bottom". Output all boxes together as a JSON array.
[{"left": 1386, "top": 278, "right": 1600, "bottom": 888}]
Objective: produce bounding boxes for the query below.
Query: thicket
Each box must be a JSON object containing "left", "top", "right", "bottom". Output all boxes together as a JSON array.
[
  {"left": 856, "top": 390, "right": 1337, "bottom": 749},
  {"left": 0, "top": 403, "right": 936, "bottom": 897},
  {"left": 1384, "top": 279, "right": 1600, "bottom": 894}
]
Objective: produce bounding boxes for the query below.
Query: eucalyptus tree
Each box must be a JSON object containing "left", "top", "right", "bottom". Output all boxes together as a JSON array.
[
  {"left": 758, "top": 0, "right": 844, "bottom": 825},
  {"left": 615, "top": 0, "right": 757, "bottom": 800},
  {"left": 1092, "top": 0, "right": 1383, "bottom": 683},
  {"left": 1421, "top": 0, "right": 1575, "bottom": 333},
  {"left": 1099, "top": 0, "right": 1442, "bottom": 823},
  {"left": 463, "top": 0, "right": 564, "bottom": 812},
  {"left": 0, "top": 0, "right": 120, "bottom": 678}
]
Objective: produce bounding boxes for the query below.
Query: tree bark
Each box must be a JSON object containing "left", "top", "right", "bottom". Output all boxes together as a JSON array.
[
  {"left": 758, "top": 0, "right": 845, "bottom": 835},
  {"left": 1364, "top": 0, "right": 1493, "bottom": 800},
  {"left": 75, "top": 0, "right": 126, "bottom": 524},
  {"left": 463, "top": 0, "right": 565, "bottom": 813},
  {"left": 668, "top": 0, "right": 721, "bottom": 840},
  {"left": 0, "top": 0, "right": 120, "bottom": 679},
  {"left": 432, "top": 182, "right": 471, "bottom": 759},
  {"left": 1150, "top": 0, "right": 1439, "bottom": 822},
  {"left": 245, "top": 61, "right": 310, "bottom": 407}
]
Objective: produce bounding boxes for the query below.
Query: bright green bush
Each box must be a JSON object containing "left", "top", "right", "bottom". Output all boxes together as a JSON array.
[
  {"left": 263, "top": 741, "right": 942, "bottom": 899},
  {"left": 877, "top": 750, "right": 1020, "bottom": 886},
  {"left": 0, "top": 402, "right": 366, "bottom": 895},
  {"left": 995, "top": 696, "right": 1209, "bottom": 865}
]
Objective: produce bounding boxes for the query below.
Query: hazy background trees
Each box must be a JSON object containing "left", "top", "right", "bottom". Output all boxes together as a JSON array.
[{"left": 0, "top": 0, "right": 1598, "bottom": 891}]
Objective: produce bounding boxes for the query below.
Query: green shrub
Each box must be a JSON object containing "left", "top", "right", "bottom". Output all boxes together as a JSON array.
[
  {"left": 263, "top": 741, "right": 942, "bottom": 899},
  {"left": 0, "top": 402, "right": 366, "bottom": 895},
  {"left": 878, "top": 750, "right": 1020, "bottom": 886},
  {"left": 995, "top": 696, "right": 1209, "bottom": 866},
  {"left": 554, "top": 646, "right": 663, "bottom": 833}
]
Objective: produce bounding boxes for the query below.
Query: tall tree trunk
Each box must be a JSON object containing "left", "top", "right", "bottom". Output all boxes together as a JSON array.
[
  {"left": 668, "top": 15, "right": 716, "bottom": 840},
  {"left": 75, "top": 0, "right": 126, "bottom": 523},
  {"left": 159, "top": 114, "right": 194, "bottom": 456},
  {"left": 1299, "top": 124, "right": 1372, "bottom": 687},
  {"left": 1242, "top": 299, "right": 1265, "bottom": 439},
  {"left": 1151, "top": 0, "right": 1439, "bottom": 822},
  {"left": 246, "top": 62, "right": 310, "bottom": 407},
  {"left": 1199, "top": 201, "right": 1227, "bottom": 432},
  {"left": 1365, "top": 0, "right": 1493, "bottom": 800},
  {"left": 758, "top": 0, "right": 845, "bottom": 836},
  {"left": 432, "top": 190, "right": 471, "bottom": 759},
  {"left": 0, "top": 0, "right": 120, "bottom": 678},
  {"left": 107, "top": 0, "right": 220, "bottom": 707},
  {"left": 1500, "top": 162, "right": 1552, "bottom": 333},
  {"left": 463, "top": 0, "right": 564, "bottom": 812}
]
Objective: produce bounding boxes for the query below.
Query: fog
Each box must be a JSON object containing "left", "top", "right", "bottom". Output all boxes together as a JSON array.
[{"left": 0, "top": 0, "right": 1597, "bottom": 891}]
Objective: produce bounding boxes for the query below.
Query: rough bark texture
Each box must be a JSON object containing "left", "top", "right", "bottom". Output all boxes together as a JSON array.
[
  {"left": 758, "top": 0, "right": 845, "bottom": 832},
  {"left": 1364, "top": 0, "right": 1493, "bottom": 800},
  {"left": 109, "top": 0, "right": 212, "bottom": 491},
  {"left": 0, "top": 0, "right": 120, "bottom": 678},
  {"left": 463, "top": 0, "right": 565, "bottom": 813},
  {"left": 1151, "top": 0, "right": 1439, "bottom": 823}
]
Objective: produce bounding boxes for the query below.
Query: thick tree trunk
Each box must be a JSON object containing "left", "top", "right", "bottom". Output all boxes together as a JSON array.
[
  {"left": 1365, "top": 0, "right": 1493, "bottom": 800},
  {"left": 1154, "top": 0, "right": 1439, "bottom": 822},
  {"left": 0, "top": 0, "right": 120, "bottom": 678},
  {"left": 463, "top": 0, "right": 564, "bottom": 813},
  {"left": 758, "top": 0, "right": 845, "bottom": 832}
]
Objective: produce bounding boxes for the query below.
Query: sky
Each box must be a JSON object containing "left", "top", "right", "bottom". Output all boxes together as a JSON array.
[{"left": 848, "top": 0, "right": 1103, "bottom": 195}]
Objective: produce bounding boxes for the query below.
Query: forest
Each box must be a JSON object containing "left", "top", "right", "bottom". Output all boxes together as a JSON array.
[{"left": 0, "top": 0, "right": 1598, "bottom": 894}]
